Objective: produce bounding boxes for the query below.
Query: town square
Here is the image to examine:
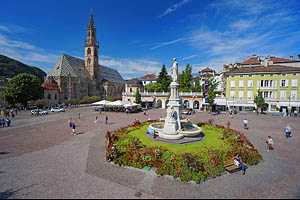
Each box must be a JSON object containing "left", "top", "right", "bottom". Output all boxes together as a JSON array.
[{"left": 0, "top": 0, "right": 300, "bottom": 199}]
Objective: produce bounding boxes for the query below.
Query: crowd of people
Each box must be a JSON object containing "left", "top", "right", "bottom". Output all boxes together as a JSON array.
[{"left": 0, "top": 108, "right": 18, "bottom": 128}]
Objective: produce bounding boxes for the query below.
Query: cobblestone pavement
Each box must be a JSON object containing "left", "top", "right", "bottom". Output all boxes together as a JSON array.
[{"left": 0, "top": 108, "right": 299, "bottom": 198}]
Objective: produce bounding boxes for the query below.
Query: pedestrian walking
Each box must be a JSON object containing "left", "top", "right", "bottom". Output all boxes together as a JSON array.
[
  {"left": 99, "top": 108, "right": 102, "bottom": 114},
  {"left": 68, "top": 118, "right": 72, "bottom": 128},
  {"left": 105, "top": 116, "right": 108, "bottom": 125},
  {"left": 243, "top": 119, "right": 248, "bottom": 129},
  {"left": 95, "top": 116, "right": 98, "bottom": 123},
  {"left": 71, "top": 122, "right": 76, "bottom": 135},
  {"left": 126, "top": 108, "right": 128, "bottom": 114},
  {"left": 11, "top": 112, "right": 15, "bottom": 119},
  {"left": 15, "top": 108, "right": 18, "bottom": 115},
  {"left": 256, "top": 109, "right": 259, "bottom": 116},
  {"left": 266, "top": 136, "right": 273, "bottom": 151},
  {"left": 285, "top": 124, "right": 292, "bottom": 138},
  {"left": 144, "top": 110, "right": 146, "bottom": 116},
  {"left": 294, "top": 109, "right": 298, "bottom": 117},
  {"left": 6, "top": 117, "right": 11, "bottom": 127}
]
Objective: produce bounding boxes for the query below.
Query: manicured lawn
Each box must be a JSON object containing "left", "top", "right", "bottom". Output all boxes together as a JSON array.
[{"left": 129, "top": 124, "right": 225, "bottom": 154}]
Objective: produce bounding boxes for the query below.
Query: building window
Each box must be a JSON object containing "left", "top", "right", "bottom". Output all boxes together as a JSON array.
[
  {"left": 87, "top": 48, "right": 91, "bottom": 55},
  {"left": 261, "top": 74, "right": 265, "bottom": 77},
  {"left": 261, "top": 80, "right": 264, "bottom": 87},
  {"left": 264, "top": 92, "right": 268, "bottom": 99},
  {"left": 270, "top": 74, "right": 274, "bottom": 77},
  {"left": 264, "top": 80, "right": 269, "bottom": 87},
  {"left": 230, "top": 80, "right": 235, "bottom": 88},
  {"left": 291, "top": 79, "right": 298, "bottom": 87},
  {"left": 231, "top": 76, "right": 234, "bottom": 78},
  {"left": 248, "top": 75, "right": 252, "bottom": 77},
  {"left": 239, "top": 80, "right": 244, "bottom": 88},
  {"left": 130, "top": 88, "right": 132, "bottom": 92},
  {"left": 280, "top": 90, "right": 286, "bottom": 100},
  {"left": 293, "top": 73, "right": 298, "bottom": 76},
  {"left": 230, "top": 91, "right": 235, "bottom": 99},
  {"left": 239, "top": 91, "right": 244, "bottom": 100},
  {"left": 248, "top": 80, "right": 253, "bottom": 88},
  {"left": 270, "top": 80, "right": 273, "bottom": 87},
  {"left": 291, "top": 90, "right": 297, "bottom": 100},
  {"left": 247, "top": 90, "right": 253, "bottom": 99},
  {"left": 282, "top": 74, "right": 286, "bottom": 76},
  {"left": 47, "top": 94, "right": 51, "bottom": 100},
  {"left": 240, "top": 75, "right": 243, "bottom": 77},
  {"left": 281, "top": 79, "right": 288, "bottom": 87},
  {"left": 55, "top": 93, "right": 57, "bottom": 100}
]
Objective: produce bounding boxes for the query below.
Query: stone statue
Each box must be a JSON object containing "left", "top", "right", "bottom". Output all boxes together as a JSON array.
[{"left": 171, "top": 58, "right": 178, "bottom": 82}]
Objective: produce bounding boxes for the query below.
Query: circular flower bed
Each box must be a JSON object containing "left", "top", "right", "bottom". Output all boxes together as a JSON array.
[{"left": 105, "top": 121, "right": 263, "bottom": 183}]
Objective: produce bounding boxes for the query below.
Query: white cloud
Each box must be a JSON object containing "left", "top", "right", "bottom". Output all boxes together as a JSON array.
[
  {"left": 156, "top": 0, "right": 189, "bottom": 19},
  {"left": 0, "top": 25, "right": 9, "bottom": 32},
  {"left": 180, "top": 54, "right": 198, "bottom": 61},
  {"left": 99, "top": 56, "right": 162, "bottom": 79},
  {"left": 150, "top": 37, "right": 186, "bottom": 50},
  {"left": 0, "top": 33, "right": 60, "bottom": 69}
]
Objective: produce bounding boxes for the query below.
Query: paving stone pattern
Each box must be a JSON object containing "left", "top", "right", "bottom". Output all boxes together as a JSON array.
[{"left": 0, "top": 108, "right": 299, "bottom": 198}]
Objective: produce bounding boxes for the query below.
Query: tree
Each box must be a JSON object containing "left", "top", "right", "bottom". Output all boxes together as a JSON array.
[
  {"left": 145, "top": 82, "right": 156, "bottom": 92},
  {"left": 3, "top": 73, "right": 43, "bottom": 106},
  {"left": 110, "top": 92, "right": 114, "bottom": 102},
  {"left": 157, "top": 64, "right": 171, "bottom": 92},
  {"left": 202, "top": 77, "right": 219, "bottom": 111},
  {"left": 254, "top": 90, "right": 265, "bottom": 113},
  {"left": 193, "top": 79, "right": 201, "bottom": 92},
  {"left": 135, "top": 90, "right": 141, "bottom": 104},
  {"left": 179, "top": 64, "right": 193, "bottom": 92}
]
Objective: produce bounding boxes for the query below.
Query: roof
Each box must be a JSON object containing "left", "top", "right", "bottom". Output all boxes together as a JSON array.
[
  {"left": 240, "top": 57, "right": 261, "bottom": 65},
  {"left": 140, "top": 74, "right": 157, "bottom": 80},
  {"left": 41, "top": 82, "right": 59, "bottom": 90},
  {"left": 240, "top": 56, "right": 300, "bottom": 65},
  {"left": 225, "top": 65, "right": 300, "bottom": 75},
  {"left": 201, "top": 67, "right": 215, "bottom": 72},
  {"left": 125, "top": 78, "right": 143, "bottom": 87},
  {"left": 48, "top": 54, "right": 124, "bottom": 84}
]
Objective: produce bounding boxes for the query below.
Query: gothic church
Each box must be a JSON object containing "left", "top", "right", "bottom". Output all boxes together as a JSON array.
[{"left": 44, "top": 10, "right": 124, "bottom": 102}]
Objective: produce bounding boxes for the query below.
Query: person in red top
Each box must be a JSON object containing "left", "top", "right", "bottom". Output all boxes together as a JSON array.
[{"left": 68, "top": 118, "right": 72, "bottom": 128}]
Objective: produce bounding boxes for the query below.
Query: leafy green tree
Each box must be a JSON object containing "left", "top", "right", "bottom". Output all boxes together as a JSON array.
[
  {"left": 157, "top": 64, "right": 171, "bottom": 92},
  {"left": 135, "top": 90, "right": 142, "bottom": 104},
  {"left": 110, "top": 92, "right": 114, "bottom": 102},
  {"left": 193, "top": 79, "right": 201, "bottom": 92},
  {"left": 202, "top": 77, "right": 219, "bottom": 111},
  {"left": 179, "top": 64, "right": 193, "bottom": 92},
  {"left": 145, "top": 82, "right": 156, "bottom": 92},
  {"left": 3, "top": 73, "right": 43, "bottom": 106},
  {"left": 254, "top": 90, "right": 265, "bottom": 113}
]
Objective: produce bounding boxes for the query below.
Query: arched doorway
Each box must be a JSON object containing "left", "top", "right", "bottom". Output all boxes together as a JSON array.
[
  {"left": 183, "top": 100, "right": 190, "bottom": 108},
  {"left": 193, "top": 100, "right": 200, "bottom": 109},
  {"left": 156, "top": 99, "right": 162, "bottom": 108}
]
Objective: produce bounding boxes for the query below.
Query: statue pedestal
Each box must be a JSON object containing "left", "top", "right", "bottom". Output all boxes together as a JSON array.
[{"left": 159, "top": 82, "right": 184, "bottom": 140}]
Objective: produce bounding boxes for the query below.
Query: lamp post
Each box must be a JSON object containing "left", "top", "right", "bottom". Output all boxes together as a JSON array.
[{"left": 232, "top": 96, "right": 235, "bottom": 115}]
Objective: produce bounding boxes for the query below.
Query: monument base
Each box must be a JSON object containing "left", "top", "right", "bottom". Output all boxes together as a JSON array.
[{"left": 158, "top": 131, "right": 184, "bottom": 140}]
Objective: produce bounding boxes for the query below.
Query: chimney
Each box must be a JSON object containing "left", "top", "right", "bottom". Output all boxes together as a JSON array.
[
  {"left": 252, "top": 54, "right": 257, "bottom": 58},
  {"left": 298, "top": 54, "right": 300, "bottom": 60},
  {"left": 290, "top": 56, "right": 294, "bottom": 61}
]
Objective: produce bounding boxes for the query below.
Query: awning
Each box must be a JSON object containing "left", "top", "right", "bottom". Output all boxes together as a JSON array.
[
  {"left": 279, "top": 101, "right": 300, "bottom": 107},
  {"left": 141, "top": 97, "right": 154, "bottom": 102}
]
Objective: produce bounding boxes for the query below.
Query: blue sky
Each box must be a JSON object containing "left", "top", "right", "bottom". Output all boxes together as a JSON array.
[{"left": 0, "top": 0, "right": 300, "bottom": 79}]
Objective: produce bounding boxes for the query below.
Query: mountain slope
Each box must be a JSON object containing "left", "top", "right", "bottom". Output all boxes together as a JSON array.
[{"left": 0, "top": 54, "right": 46, "bottom": 83}]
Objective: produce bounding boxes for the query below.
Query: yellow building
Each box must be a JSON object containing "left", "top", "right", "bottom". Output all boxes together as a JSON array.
[{"left": 225, "top": 64, "right": 300, "bottom": 113}]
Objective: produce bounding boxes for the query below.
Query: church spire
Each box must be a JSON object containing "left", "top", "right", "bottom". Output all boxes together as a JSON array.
[{"left": 88, "top": 8, "right": 94, "bottom": 29}]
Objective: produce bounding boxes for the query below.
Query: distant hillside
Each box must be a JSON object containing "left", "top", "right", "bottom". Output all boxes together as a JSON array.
[{"left": 0, "top": 54, "right": 46, "bottom": 83}]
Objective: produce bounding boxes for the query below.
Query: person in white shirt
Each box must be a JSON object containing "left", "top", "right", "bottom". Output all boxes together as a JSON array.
[
  {"left": 243, "top": 119, "right": 248, "bottom": 129},
  {"left": 266, "top": 136, "right": 273, "bottom": 151}
]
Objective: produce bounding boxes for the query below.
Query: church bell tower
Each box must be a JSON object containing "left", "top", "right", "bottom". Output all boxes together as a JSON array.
[{"left": 85, "top": 9, "right": 99, "bottom": 80}]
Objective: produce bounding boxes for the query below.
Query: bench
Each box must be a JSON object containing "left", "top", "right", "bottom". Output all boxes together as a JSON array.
[{"left": 224, "top": 159, "right": 247, "bottom": 173}]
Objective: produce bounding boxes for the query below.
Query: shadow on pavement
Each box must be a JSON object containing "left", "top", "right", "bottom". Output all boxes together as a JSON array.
[{"left": 0, "top": 184, "right": 37, "bottom": 199}]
